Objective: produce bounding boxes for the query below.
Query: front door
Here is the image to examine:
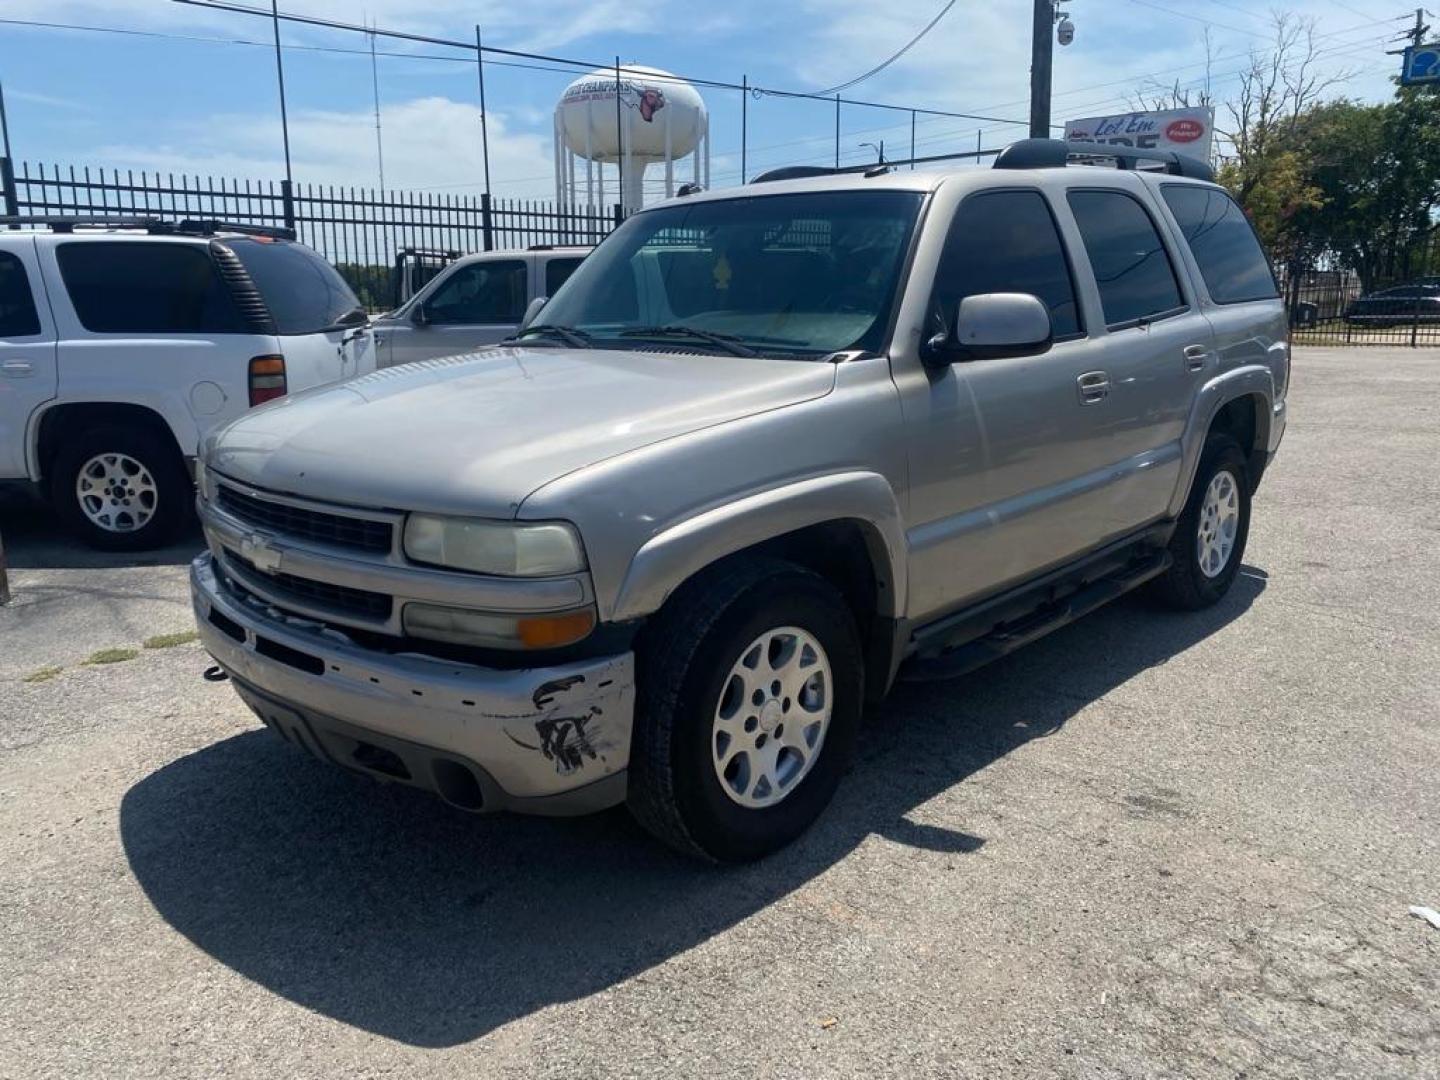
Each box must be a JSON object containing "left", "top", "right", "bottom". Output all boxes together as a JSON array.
[
  {"left": 0, "top": 240, "right": 57, "bottom": 478},
  {"left": 900, "top": 186, "right": 1109, "bottom": 619},
  {"left": 387, "top": 257, "right": 529, "bottom": 366}
]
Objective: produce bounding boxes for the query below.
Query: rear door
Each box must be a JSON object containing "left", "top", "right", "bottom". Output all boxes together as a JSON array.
[
  {"left": 0, "top": 240, "right": 57, "bottom": 478},
  {"left": 1060, "top": 181, "right": 1212, "bottom": 521},
  {"left": 388, "top": 256, "right": 529, "bottom": 366}
]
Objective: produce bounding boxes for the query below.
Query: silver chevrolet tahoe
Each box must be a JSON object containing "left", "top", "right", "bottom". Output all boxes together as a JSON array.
[{"left": 189, "top": 139, "right": 1288, "bottom": 862}]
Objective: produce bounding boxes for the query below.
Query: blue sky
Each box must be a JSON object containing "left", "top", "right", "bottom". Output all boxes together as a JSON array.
[{"left": 0, "top": 0, "right": 1409, "bottom": 202}]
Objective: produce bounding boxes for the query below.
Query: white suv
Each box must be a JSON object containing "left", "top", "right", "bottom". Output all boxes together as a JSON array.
[{"left": 0, "top": 217, "right": 375, "bottom": 549}]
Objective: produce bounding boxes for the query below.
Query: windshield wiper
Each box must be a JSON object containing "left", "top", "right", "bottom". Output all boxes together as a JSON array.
[
  {"left": 618, "top": 325, "right": 759, "bottom": 358},
  {"left": 504, "top": 324, "right": 594, "bottom": 349}
]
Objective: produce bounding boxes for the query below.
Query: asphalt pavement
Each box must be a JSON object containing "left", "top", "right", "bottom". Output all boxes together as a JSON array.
[{"left": 0, "top": 346, "right": 1436, "bottom": 1079}]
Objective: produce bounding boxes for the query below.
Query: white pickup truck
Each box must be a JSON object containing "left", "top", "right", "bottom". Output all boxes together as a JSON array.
[
  {"left": 372, "top": 246, "right": 589, "bottom": 367},
  {"left": 0, "top": 217, "right": 374, "bottom": 549}
]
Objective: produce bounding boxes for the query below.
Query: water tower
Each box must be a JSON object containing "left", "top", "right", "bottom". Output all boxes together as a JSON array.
[{"left": 554, "top": 65, "right": 709, "bottom": 214}]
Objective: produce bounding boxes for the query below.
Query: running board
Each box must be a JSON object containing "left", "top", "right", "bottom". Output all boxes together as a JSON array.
[{"left": 899, "top": 551, "right": 1171, "bottom": 683}]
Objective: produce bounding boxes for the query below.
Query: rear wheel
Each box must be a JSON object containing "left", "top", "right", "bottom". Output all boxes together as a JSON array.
[
  {"left": 628, "top": 559, "right": 863, "bottom": 862},
  {"left": 51, "top": 424, "right": 189, "bottom": 551},
  {"left": 1151, "top": 434, "right": 1251, "bottom": 610}
]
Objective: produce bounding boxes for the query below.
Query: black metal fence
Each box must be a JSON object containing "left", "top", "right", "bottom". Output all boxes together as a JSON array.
[
  {"left": 8, "top": 154, "right": 1440, "bottom": 342},
  {"left": 1282, "top": 232, "right": 1440, "bottom": 347},
  {"left": 0, "top": 157, "right": 622, "bottom": 310}
]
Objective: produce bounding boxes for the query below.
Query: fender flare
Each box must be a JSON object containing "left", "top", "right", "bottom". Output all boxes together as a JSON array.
[
  {"left": 26, "top": 395, "right": 200, "bottom": 482},
  {"left": 1167, "top": 364, "right": 1274, "bottom": 518},
  {"left": 608, "top": 471, "right": 908, "bottom": 624}
]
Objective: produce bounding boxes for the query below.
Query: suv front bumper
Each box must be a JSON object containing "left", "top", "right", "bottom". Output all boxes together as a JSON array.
[{"left": 191, "top": 552, "right": 634, "bottom": 815}]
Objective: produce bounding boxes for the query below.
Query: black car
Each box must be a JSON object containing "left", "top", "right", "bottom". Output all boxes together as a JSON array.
[{"left": 1345, "top": 281, "right": 1440, "bottom": 327}]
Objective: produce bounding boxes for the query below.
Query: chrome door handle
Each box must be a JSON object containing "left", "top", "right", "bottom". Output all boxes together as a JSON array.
[
  {"left": 1077, "top": 370, "right": 1110, "bottom": 404},
  {"left": 1, "top": 360, "right": 33, "bottom": 377},
  {"left": 1183, "top": 344, "right": 1209, "bottom": 372}
]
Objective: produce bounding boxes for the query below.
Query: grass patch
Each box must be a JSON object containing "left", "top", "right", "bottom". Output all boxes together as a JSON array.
[
  {"left": 83, "top": 647, "right": 140, "bottom": 666},
  {"left": 143, "top": 630, "right": 199, "bottom": 650},
  {"left": 22, "top": 665, "right": 63, "bottom": 684}
]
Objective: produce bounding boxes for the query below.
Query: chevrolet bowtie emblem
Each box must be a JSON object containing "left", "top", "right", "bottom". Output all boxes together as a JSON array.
[{"left": 239, "top": 532, "right": 283, "bottom": 575}]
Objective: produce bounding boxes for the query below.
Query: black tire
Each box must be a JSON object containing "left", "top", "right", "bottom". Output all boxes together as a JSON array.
[
  {"left": 50, "top": 424, "right": 189, "bottom": 551},
  {"left": 627, "top": 558, "right": 864, "bottom": 863},
  {"left": 1151, "top": 433, "right": 1251, "bottom": 610}
]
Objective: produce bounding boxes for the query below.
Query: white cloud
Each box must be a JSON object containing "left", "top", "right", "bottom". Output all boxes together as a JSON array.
[
  {"left": 91, "top": 96, "right": 559, "bottom": 199},
  {"left": 7, "top": 90, "right": 92, "bottom": 112}
]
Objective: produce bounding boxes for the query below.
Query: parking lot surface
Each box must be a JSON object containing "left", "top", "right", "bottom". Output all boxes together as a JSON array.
[{"left": 1, "top": 347, "right": 1436, "bottom": 1079}]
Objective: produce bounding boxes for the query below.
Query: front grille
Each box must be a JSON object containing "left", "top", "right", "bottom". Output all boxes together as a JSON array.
[
  {"left": 224, "top": 551, "right": 393, "bottom": 620},
  {"left": 217, "top": 484, "right": 393, "bottom": 555}
]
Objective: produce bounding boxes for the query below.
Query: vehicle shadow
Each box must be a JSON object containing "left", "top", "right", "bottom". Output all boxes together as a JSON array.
[
  {"left": 0, "top": 484, "right": 202, "bottom": 570},
  {"left": 119, "top": 568, "right": 1266, "bottom": 1048}
]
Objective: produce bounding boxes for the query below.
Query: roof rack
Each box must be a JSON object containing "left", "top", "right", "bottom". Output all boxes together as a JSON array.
[
  {"left": 993, "top": 138, "right": 1214, "bottom": 182},
  {"left": 398, "top": 245, "right": 460, "bottom": 258},
  {"left": 0, "top": 215, "right": 297, "bottom": 240},
  {"left": 748, "top": 163, "right": 894, "bottom": 185},
  {"left": 526, "top": 243, "right": 589, "bottom": 251}
]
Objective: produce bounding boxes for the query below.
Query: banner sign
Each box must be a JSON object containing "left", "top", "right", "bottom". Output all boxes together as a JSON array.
[{"left": 1063, "top": 107, "right": 1215, "bottom": 162}]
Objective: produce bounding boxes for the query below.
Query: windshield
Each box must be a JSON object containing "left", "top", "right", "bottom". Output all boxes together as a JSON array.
[
  {"left": 533, "top": 190, "right": 923, "bottom": 358},
  {"left": 225, "top": 238, "right": 364, "bottom": 335}
]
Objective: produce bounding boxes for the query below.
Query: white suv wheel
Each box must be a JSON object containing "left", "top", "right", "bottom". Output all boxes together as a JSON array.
[{"left": 76, "top": 452, "right": 159, "bottom": 533}]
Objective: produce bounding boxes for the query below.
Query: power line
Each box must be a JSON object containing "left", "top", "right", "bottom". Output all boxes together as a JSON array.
[
  {"left": 810, "top": 1, "right": 959, "bottom": 96},
  {"left": 171, "top": 0, "right": 1032, "bottom": 127}
]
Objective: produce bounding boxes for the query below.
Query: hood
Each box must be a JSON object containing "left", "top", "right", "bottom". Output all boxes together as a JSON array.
[{"left": 206, "top": 346, "right": 835, "bottom": 517}]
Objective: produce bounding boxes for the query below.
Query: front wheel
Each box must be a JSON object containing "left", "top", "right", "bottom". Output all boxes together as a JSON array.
[
  {"left": 628, "top": 559, "right": 863, "bottom": 862},
  {"left": 1151, "top": 434, "right": 1251, "bottom": 610}
]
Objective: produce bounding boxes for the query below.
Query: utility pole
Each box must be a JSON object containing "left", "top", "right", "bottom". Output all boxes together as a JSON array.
[
  {"left": 1408, "top": 7, "right": 1430, "bottom": 46},
  {"left": 475, "top": 26, "right": 492, "bottom": 200},
  {"left": 369, "top": 24, "right": 385, "bottom": 195},
  {"left": 1029, "top": 0, "right": 1054, "bottom": 139},
  {"left": 270, "top": 0, "right": 293, "bottom": 186},
  {"left": 1386, "top": 9, "right": 1431, "bottom": 64}
]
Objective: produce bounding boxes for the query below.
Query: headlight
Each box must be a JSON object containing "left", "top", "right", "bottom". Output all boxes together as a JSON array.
[
  {"left": 402, "top": 515, "right": 586, "bottom": 577},
  {"left": 194, "top": 458, "right": 212, "bottom": 502},
  {"left": 403, "top": 603, "right": 596, "bottom": 650}
]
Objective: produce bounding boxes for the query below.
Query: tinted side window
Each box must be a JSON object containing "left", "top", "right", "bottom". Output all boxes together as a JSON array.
[
  {"left": 425, "top": 261, "right": 527, "bottom": 324},
  {"left": 57, "top": 243, "right": 244, "bottom": 333},
  {"left": 0, "top": 252, "right": 41, "bottom": 337},
  {"left": 1161, "top": 185, "right": 1278, "bottom": 304},
  {"left": 224, "top": 238, "right": 363, "bottom": 334},
  {"left": 1067, "top": 190, "right": 1184, "bottom": 328},
  {"left": 545, "top": 257, "right": 584, "bottom": 296},
  {"left": 931, "top": 189, "right": 1081, "bottom": 339}
]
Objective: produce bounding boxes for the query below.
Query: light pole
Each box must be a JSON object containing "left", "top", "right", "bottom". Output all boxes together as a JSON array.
[
  {"left": 859, "top": 140, "right": 885, "bottom": 164},
  {"left": 1029, "top": 0, "right": 1073, "bottom": 139}
]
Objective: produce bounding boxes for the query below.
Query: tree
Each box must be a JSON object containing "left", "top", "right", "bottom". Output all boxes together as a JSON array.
[
  {"left": 1284, "top": 86, "right": 1440, "bottom": 292},
  {"left": 1216, "top": 12, "right": 1349, "bottom": 266},
  {"left": 1131, "top": 29, "right": 1217, "bottom": 113}
]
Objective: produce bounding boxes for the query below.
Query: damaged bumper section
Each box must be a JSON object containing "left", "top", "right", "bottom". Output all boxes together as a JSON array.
[{"left": 191, "top": 552, "right": 635, "bottom": 816}]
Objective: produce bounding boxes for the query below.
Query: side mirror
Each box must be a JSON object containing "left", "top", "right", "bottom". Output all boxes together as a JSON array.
[
  {"left": 923, "top": 292, "right": 1053, "bottom": 367},
  {"left": 411, "top": 303, "right": 431, "bottom": 327},
  {"left": 520, "top": 296, "right": 547, "bottom": 330}
]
